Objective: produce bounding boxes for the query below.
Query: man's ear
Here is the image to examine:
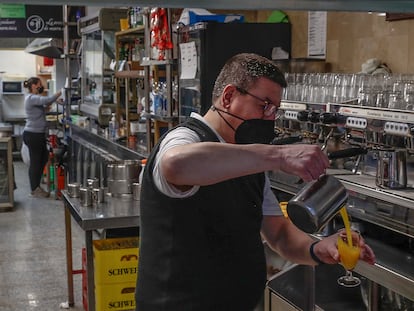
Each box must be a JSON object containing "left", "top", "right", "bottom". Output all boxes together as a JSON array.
[{"left": 222, "top": 85, "right": 237, "bottom": 108}]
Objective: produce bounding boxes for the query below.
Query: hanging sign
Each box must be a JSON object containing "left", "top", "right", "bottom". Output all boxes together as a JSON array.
[
  {"left": 0, "top": 4, "right": 64, "bottom": 38},
  {"left": 0, "top": 4, "right": 26, "bottom": 18}
]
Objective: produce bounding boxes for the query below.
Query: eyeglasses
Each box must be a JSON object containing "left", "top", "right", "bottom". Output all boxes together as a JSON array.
[{"left": 236, "top": 87, "right": 278, "bottom": 117}]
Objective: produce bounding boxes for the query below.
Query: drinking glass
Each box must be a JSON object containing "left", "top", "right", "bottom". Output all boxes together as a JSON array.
[{"left": 337, "top": 229, "right": 361, "bottom": 287}]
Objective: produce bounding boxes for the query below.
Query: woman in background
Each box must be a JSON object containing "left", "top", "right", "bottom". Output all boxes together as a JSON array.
[{"left": 22, "top": 77, "right": 61, "bottom": 198}]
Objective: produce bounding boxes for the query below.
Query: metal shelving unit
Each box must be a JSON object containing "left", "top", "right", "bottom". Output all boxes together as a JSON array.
[{"left": 114, "top": 8, "right": 178, "bottom": 155}]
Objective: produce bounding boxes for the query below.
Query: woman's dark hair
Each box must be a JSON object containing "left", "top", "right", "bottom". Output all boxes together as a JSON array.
[{"left": 24, "top": 77, "right": 41, "bottom": 92}]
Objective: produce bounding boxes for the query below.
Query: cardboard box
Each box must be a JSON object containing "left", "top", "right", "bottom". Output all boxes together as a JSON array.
[{"left": 93, "top": 237, "right": 139, "bottom": 285}]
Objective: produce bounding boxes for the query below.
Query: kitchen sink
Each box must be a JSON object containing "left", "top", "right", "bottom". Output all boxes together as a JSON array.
[{"left": 267, "top": 264, "right": 367, "bottom": 311}]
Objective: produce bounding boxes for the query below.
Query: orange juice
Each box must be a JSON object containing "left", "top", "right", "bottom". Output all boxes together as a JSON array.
[
  {"left": 339, "top": 206, "right": 352, "bottom": 247},
  {"left": 337, "top": 234, "right": 360, "bottom": 270},
  {"left": 338, "top": 206, "right": 360, "bottom": 270},
  {"left": 279, "top": 201, "right": 289, "bottom": 219}
]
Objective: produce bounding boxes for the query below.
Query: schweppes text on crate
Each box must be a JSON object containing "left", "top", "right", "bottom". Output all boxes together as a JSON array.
[
  {"left": 95, "top": 282, "right": 136, "bottom": 311},
  {"left": 93, "top": 237, "right": 139, "bottom": 285}
]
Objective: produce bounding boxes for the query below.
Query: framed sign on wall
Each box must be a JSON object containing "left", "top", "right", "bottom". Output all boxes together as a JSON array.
[{"left": 0, "top": 4, "right": 63, "bottom": 38}]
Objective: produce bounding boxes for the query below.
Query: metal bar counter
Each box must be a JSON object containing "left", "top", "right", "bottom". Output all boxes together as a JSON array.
[
  {"left": 70, "top": 124, "right": 146, "bottom": 160},
  {"left": 62, "top": 190, "right": 140, "bottom": 311},
  {"left": 269, "top": 170, "right": 414, "bottom": 305}
]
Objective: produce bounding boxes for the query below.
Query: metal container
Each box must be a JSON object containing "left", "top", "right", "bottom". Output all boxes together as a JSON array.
[
  {"left": 287, "top": 175, "right": 348, "bottom": 233},
  {"left": 67, "top": 182, "right": 80, "bottom": 198},
  {"left": 376, "top": 149, "right": 407, "bottom": 189},
  {"left": 107, "top": 179, "right": 138, "bottom": 195},
  {"left": 107, "top": 160, "right": 141, "bottom": 181},
  {"left": 107, "top": 160, "right": 141, "bottom": 195},
  {"left": 132, "top": 182, "right": 141, "bottom": 201},
  {"left": 79, "top": 187, "right": 92, "bottom": 207},
  {"left": 92, "top": 187, "right": 106, "bottom": 204},
  {"left": 86, "top": 178, "right": 99, "bottom": 189}
]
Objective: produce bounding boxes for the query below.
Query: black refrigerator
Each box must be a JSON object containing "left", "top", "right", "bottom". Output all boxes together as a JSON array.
[{"left": 178, "top": 22, "right": 291, "bottom": 118}]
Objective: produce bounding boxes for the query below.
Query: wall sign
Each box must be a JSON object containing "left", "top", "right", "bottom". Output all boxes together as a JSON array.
[
  {"left": 0, "top": 4, "right": 64, "bottom": 38},
  {"left": 307, "top": 11, "right": 327, "bottom": 59}
]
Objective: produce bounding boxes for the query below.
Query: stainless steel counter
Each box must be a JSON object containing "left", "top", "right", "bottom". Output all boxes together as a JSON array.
[
  {"left": 62, "top": 190, "right": 139, "bottom": 311},
  {"left": 68, "top": 124, "right": 146, "bottom": 189},
  {"left": 63, "top": 190, "right": 140, "bottom": 231},
  {"left": 269, "top": 170, "right": 414, "bottom": 306},
  {"left": 70, "top": 124, "right": 146, "bottom": 161},
  {"left": 361, "top": 238, "right": 414, "bottom": 301},
  {"left": 335, "top": 173, "right": 414, "bottom": 210}
]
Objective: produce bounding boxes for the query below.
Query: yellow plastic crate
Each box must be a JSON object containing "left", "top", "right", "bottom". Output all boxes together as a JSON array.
[
  {"left": 95, "top": 282, "right": 136, "bottom": 311},
  {"left": 93, "top": 237, "right": 139, "bottom": 285}
]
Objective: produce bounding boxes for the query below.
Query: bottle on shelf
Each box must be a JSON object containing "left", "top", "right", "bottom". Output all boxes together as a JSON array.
[
  {"left": 128, "top": 7, "right": 136, "bottom": 29},
  {"left": 135, "top": 8, "right": 144, "bottom": 26},
  {"left": 128, "top": 7, "right": 143, "bottom": 29},
  {"left": 109, "top": 113, "right": 119, "bottom": 140}
]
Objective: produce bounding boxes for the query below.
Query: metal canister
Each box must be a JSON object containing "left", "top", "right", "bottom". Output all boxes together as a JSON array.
[
  {"left": 67, "top": 182, "right": 80, "bottom": 198},
  {"left": 80, "top": 187, "right": 92, "bottom": 207},
  {"left": 107, "top": 160, "right": 141, "bottom": 195},
  {"left": 376, "top": 149, "right": 407, "bottom": 189},
  {"left": 287, "top": 175, "right": 348, "bottom": 233},
  {"left": 92, "top": 187, "right": 106, "bottom": 204},
  {"left": 86, "top": 178, "right": 99, "bottom": 189},
  {"left": 132, "top": 183, "right": 141, "bottom": 201}
]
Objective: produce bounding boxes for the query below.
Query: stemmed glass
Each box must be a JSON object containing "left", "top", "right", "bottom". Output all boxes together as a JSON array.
[{"left": 337, "top": 229, "right": 361, "bottom": 287}]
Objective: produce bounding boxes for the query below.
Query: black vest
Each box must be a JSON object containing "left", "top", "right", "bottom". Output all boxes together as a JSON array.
[{"left": 136, "top": 118, "right": 266, "bottom": 311}]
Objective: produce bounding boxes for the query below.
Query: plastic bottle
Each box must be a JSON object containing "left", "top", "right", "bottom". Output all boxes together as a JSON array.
[
  {"left": 129, "top": 7, "right": 136, "bottom": 28},
  {"left": 109, "top": 113, "right": 118, "bottom": 140},
  {"left": 135, "top": 7, "right": 143, "bottom": 26}
]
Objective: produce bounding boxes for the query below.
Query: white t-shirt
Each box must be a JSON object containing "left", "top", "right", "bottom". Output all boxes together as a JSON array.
[{"left": 153, "top": 113, "right": 283, "bottom": 216}]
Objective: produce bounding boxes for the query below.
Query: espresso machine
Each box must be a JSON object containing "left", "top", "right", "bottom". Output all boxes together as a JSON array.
[{"left": 268, "top": 72, "right": 414, "bottom": 311}]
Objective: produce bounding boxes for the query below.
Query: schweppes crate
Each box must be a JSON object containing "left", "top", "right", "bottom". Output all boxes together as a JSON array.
[
  {"left": 93, "top": 237, "right": 139, "bottom": 285},
  {"left": 95, "top": 282, "right": 136, "bottom": 311}
]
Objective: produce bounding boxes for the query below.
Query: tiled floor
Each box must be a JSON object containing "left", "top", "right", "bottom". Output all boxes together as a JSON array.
[
  {"left": 0, "top": 161, "right": 85, "bottom": 311},
  {"left": 0, "top": 161, "right": 275, "bottom": 311}
]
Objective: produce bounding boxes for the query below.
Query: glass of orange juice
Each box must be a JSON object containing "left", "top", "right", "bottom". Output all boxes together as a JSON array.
[{"left": 337, "top": 229, "right": 361, "bottom": 287}]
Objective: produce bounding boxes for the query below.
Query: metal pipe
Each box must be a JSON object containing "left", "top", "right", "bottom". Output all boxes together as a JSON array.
[
  {"left": 63, "top": 5, "right": 71, "bottom": 119},
  {"left": 64, "top": 206, "right": 74, "bottom": 307}
]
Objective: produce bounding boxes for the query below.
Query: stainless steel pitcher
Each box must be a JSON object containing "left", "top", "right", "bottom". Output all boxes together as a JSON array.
[
  {"left": 287, "top": 175, "right": 348, "bottom": 233},
  {"left": 375, "top": 149, "right": 407, "bottom": 189}
]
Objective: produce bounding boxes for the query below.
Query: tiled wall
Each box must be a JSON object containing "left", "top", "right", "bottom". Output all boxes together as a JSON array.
[
  {"left": 219, "top": 10, "right": 414, "bottom": 74},
  {"left": 275, "top": 11, "right": 414, "bottom": 74}
]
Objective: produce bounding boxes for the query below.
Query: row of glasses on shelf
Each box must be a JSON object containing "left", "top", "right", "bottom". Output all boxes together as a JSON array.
[{"left": 283, "top": 72, "right": 414, "bottom": 111}]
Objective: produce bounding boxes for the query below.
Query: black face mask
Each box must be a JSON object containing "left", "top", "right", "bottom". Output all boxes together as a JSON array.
[
  {"left": 212, "top": 106, "right": 276, "bottom": 144},
  {"left": 37, "top": 86, "right": 44, "bottom": 94},
  {"left": 235, "top": 118, "right": 276, "bottom": 144}
]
